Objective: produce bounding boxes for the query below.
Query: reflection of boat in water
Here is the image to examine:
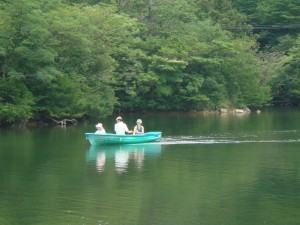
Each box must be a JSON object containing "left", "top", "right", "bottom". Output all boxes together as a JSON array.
[
  {"left": 86, "top": 144, "right": 162, "bottom": 173},
  {"left": 85, "top": 132, "right": 162, "bottom": 145},
  {"left": 87, "top": 143, "right": 162, "bottom": 160}
]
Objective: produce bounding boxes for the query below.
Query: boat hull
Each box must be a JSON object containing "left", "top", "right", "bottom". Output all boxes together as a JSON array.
[{"left": 85, "top": 132, "right": 162, "bottom": 145}]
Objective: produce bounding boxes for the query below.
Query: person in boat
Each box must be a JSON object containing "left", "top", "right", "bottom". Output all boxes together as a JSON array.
[
  {"left": 114, "top": 116, "right": 133, "bottom": 135},
  {"left": 95, "top": 123, "right": 106, "bottom": 134},
  {"left": 133, "top": 119, "right": 144, "bottom": 134}
]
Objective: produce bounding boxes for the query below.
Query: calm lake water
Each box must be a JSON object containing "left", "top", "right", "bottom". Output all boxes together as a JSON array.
[{"left": 1, "top": 108, "right": 300, "bottom": 225}]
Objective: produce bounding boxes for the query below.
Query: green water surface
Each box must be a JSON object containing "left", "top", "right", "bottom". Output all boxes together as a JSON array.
[{"left": 0, "top": 108, "right": 300, "bottom": 225}]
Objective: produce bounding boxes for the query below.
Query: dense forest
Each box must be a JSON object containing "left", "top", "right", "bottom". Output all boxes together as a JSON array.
[{"left": 0, "top": 0, "right": 299, "bottom": 126}]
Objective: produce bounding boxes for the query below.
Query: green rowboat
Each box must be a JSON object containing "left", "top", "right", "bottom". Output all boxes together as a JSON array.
[{"left": 85, "top": 132, "right": 162, "bottom": 145}]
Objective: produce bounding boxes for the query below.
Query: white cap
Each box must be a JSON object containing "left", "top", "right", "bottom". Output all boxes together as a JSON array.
[{"left": 95, "top": 123, "right": 103, "bottom": 128}]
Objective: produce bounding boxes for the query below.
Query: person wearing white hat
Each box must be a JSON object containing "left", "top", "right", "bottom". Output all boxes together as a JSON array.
[
  {"left": 95, "top": 123, "right": 106, "bottom": 134},
  {"left": 133, "top": 119, "right": 144, "bottom": 134},
  {"left": 114, "top": 116, "right": 132, "bottom": 135}
]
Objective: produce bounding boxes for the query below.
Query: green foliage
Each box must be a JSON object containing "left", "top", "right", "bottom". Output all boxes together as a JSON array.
[
  {"left": 0, "top": 0, "right": 60, "bottom": 81},
  {"left": 232, "top": 0, "right": 300, "bottom": 48},
  {"left": 194, "top": 0, "right": 247, "bottom": 25},
  {"left": 255, "top": 0, "right": 300, "bottom": 47},
  {"left": 255, "top": 0, "right": 300, "bottom": 24},
  {"left": 108, "top": 1, "right": 275, "bottom": 111},
  {"left": 0, "top": 0, "right": 140, "bottom": 124},
  {"left": 0, "top": 79, "right": 34, "bottom": 124},
  {"left": 0, "top": 0, "right": 298, "bottom": 125},
  {"left": 231, "top": 0, "right": 260, "bottom": 19},
  {"left": 271, "top": 35, "right": 300, "bottom": 105}
]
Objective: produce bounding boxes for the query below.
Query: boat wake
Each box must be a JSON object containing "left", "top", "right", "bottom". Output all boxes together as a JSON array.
[{"left": 159, "top": 130, "right": 300, "bottom": 145}]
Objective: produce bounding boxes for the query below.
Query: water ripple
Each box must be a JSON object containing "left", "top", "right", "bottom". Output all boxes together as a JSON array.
[{"left": 159, "top": 135, "right": 300, "bottom": 145}]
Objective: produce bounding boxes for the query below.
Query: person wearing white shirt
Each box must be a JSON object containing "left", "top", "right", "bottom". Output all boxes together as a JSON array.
[{"left": 114, "top": 116, "right": 133, "bottom": 135}]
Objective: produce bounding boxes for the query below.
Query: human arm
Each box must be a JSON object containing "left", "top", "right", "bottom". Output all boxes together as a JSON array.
[
  {"left": 141, "top": 126, "right": 144, "bottom": 133},
  {"left": 125, "top": 124, "right": 133, "bottom": 134},
  {"left": 133, "top": 125, "right": 137, "bottom": 134}
]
